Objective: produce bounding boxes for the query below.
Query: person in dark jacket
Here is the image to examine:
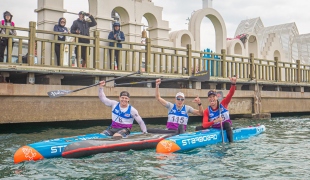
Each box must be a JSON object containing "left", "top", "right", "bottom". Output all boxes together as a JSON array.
[
  {"left": 108, "top": 22, "right": 125, "bottom": 70},
  {"left": 70, "top": 11, "right": 97, "bottom": 67},
  {"left": 53, "top": 17, "right": 69, "bottom": 66},
  {"left": 0, "top": 11, "right": 16, "bottom": 63}
]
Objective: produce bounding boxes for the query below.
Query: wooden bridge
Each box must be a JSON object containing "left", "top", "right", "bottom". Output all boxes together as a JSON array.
[{"left": 1, "top": 22, "right": 310, "bottom": 124}]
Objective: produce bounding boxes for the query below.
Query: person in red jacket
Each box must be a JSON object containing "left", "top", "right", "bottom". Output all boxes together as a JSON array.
[{"left": 195, "top": 76, "right": 237, "bottom": 143}]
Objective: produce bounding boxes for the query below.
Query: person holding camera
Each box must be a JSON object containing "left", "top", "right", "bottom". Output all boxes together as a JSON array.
[
  {"left": 0, "top": 11, "right": 16, "bottom": 63},
  {"left": 108, "top": 22, "right": 125, "bottom": 70},
  {"left": 70, "top": 11, "right": 97, "bottom": 68}
]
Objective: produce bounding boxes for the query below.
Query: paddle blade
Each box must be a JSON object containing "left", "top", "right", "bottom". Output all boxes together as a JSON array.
[
  {"left": 189, "top": 70, "right": 210, "bottom": 82},
  {"left": 47, "top": 90, "right": 72, "bottom": 98},
  {"left": 217, "top": 91, "right": 223, "bottom": 103}
]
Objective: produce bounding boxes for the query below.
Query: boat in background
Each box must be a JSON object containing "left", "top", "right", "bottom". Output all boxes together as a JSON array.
[{"left": 156, "top": 125, "right": 266, "bottom": 153}]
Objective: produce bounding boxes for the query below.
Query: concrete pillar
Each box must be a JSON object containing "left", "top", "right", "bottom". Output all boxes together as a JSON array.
[
  {"left": 236, "top": 84, "right": 243, "bottom": 90},
  {"left": 45, "top": 75, "right": 64, "bottom": 85},
  {"left": 144, "top": 79, "right": 153, "bottom": 88},
  {"left": 35, "top": 0, "right": 67, "bottom": 65},
  {"left": 192, "top": 81, "right": 201, "bottom": 90},
  {"left": 208, "top": 83, "right": 217, "bottom": 90},
  {"left": 188, "top": 81, "right": 193, "bottom": 89},
  {"left": 249, "top": 84, "right": 255, "bottom": 91},
  {"left": 27, "top": 73, "right": 35, "bottom": 84},
  {"left": 103, "top": 76, "right": 115, "bottom": 87},
  {"left": 220, "top": 83, "right": 226, "bottom": 90},
  {"left": 295, "top": 86, "right": 304, "bottom": 93},
  {"left": 93, "top": 76, "right": 100, "bottom": 84},
  {"left": 0, "top": 72, "right": 10, "bottom": 83}
]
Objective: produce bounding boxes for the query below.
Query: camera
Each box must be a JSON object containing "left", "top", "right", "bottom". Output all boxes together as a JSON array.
[
  {"left": 79, "top": 11, "right": 90, "bottom": 16},
  {"left": 115, "top": 33, "right": 121, "bottom": 41},
  {"left": 83, "top": 12, "right": 90, "bottom": 16}
]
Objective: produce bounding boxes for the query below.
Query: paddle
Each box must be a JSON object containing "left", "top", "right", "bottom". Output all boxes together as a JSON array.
[
  {"left": 217, "top": 91, "right": 225, "bottom": 144},
  {"left": 114, "top": 70, "right": 210, "bottom": 86},
  {"left": 47, "top": 70, "right": 140, "bottom": 98}
]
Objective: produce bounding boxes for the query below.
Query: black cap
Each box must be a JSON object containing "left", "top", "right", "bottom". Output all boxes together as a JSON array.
[
  {"left": 208, "top": 90, "right": 217, "bottom": 97},
  {"left": 120, "top": 91, "right": 130, "bottom": 97}
]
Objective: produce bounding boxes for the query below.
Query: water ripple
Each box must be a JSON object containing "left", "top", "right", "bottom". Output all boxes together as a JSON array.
[{"left": 1, "top": 116, "right": 310, "bottom": 179}]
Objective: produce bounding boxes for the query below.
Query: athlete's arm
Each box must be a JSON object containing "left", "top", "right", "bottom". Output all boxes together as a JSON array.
[
  {"left": 131, "top": 107, "right": 147, "bottom": 133},
  {"left": 98, "top": 87, "right": 118, "bottom": 107},
  {"left": 221, "top": 84, "right": 236, "bottom": 108},
  {"left": 202, "top": 108, "right": 224, "bottom": 128},
  {"left": 187, "top": 105, "right": 203, "bottom": 116},
  {"left": 221, "top": 76, "right": 237, "bottom": 108},
  {"left": 155, "top": 79, "right": 169, "bottom": 107},
  {"left": 202, "top": 108, "right": 214, "bottom": 128},
  {"left": 191, "top": 96, "right": 204, "bottom": 115}
]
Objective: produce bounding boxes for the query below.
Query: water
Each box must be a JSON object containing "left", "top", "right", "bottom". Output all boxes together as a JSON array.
[{"left": 0, "top": 116, "right": 309, "bottom": 180}]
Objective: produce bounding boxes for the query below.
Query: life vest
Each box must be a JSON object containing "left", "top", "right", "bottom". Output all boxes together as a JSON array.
[
  {"left": 208, "top": 104, "right": 231, "bottom": 128},
  {"left": 111, "top": 103, "right": 134, "bottom": 129},
  {"left": 167, "top": 104, "right": 189, "bottom": 130}
]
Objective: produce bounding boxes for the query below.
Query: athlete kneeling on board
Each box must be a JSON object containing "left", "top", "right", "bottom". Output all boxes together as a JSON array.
[
  {"left": 196, "top": 76, "right": 237, "bottom": 143},
  {"left": 98, "top": 81, "right": 147, "bottom": 137},
  {"left": 155, "top": 79, "right": 204, "bottom": 132}
]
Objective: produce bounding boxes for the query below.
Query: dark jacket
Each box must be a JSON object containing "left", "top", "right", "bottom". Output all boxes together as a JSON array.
[
  {"left": 108, "top": 22, "right": 125, "bottom": 48},
  {"left": 70, "top": 16, "right": 97, "bottom": 43},
  {"left": 53, "top": 18, "right": 69, "bottom": 41}
]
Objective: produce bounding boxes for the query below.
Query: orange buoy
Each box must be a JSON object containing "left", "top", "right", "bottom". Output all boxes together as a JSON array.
[
  {"left": 156, "top": 140, "right": 181, "bottom": 153},
  {"left": 14, "top": 146, "right": 44, "bottom": 164}
]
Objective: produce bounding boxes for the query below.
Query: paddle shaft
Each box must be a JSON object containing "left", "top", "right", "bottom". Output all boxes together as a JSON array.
[
  {"left": 115, "top": 77, "right": 187, "bottom": 86},
  {"left": 115, "top": 71, "right": 210, "bottom": 86},
  {"left": 217, "top": 91, "right": 225, "bottom": 144},
  {"left": 47, "top": 70, "right": 140, "bottom": 98},
  {"left": 71, "top": 71, "right": 140, "bottom": 93}
]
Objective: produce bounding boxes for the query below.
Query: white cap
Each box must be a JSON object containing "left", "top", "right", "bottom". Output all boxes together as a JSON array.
[{"left": 175, "top": 92, "right": 185, "bottom": 98}]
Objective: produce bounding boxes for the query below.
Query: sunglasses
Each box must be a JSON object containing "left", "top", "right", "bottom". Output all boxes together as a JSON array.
[
  {"left": 176, "top": 97, "right": 184, "bottom": 101},
  {"left": 60, "top": 21, "right": 66, "bottom": 23}
]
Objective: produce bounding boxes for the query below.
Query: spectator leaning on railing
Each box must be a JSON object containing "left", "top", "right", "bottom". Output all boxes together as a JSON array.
[
  {"left": 53, "top": 17, "right": 69, "bottom": 66},
  {"left": 70, "top": 11, "right": 97, "bottom": 68},
  {"left": 108, "top": 22, "right": 125, "bottom": 70},
  {"left": 0, "top": 11, "right": 16, "bottom": 63}
]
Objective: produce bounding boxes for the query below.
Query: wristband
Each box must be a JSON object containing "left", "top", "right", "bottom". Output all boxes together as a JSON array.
[{"left": 198, "top": 103, "right": 202, "bottom": 106}]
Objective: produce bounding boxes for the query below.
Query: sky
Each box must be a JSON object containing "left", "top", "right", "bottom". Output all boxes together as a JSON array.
[{"left": 1, "top": 0, "right": 310, "bottom": 52}]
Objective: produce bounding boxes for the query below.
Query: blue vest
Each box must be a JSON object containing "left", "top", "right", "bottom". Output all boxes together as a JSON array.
[
  {"left": 111, "top": 103, "right": 134, "bottom": 129},
  {"left": 208, "top": 104, "right": 231, "bottom": 128},
  {"left": 167, "top": 104, "right": 189, "bottom": 130}
]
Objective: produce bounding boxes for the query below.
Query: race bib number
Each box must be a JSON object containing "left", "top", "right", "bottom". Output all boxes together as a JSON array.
[{"left": 168, "top": 115, "right": 188, "bottom": 125}]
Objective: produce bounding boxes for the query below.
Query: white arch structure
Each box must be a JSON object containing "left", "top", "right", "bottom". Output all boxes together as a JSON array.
[
  {"left": 35, "top": 0, "right": 309, "bottom": 68},
  {"left": 188, "top": 8, "right": 227, "bottom": 52}
]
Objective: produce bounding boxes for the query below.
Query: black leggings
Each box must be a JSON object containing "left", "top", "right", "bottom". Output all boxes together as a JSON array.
[
  {"left": 55, "top": 43, "right": 60, "bottom": 66},
  {"left": 0, "top": 39, "right": 13, "bottom": 62},
  {"left": 102, "top": 128, "right": 130, "bottom": 137},
  {"left": 109, "top": 49, "right": 119, "bottom": 69},
  {"left": 195, "top": 121, "right": 233, "bottom": 143}
]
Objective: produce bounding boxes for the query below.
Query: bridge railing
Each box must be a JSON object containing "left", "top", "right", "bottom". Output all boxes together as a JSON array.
[{"left": 1, "top": 21, "right": 310, "bottom": 84}]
